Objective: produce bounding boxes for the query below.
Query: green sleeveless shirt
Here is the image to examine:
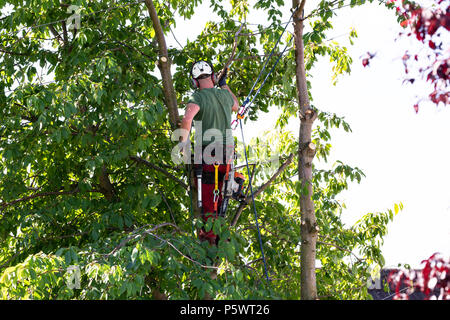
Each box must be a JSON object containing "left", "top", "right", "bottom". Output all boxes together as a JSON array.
[{"left": 188, "top": 87, "right": 234, "bottom": 146}]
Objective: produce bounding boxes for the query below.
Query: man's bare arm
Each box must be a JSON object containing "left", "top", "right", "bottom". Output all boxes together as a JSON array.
[
  {"left": 180, "top": 103, "right": 200, "bottom": 142},
  {"left": 220, "top": 84, "right": 239, "bottom": 112}
]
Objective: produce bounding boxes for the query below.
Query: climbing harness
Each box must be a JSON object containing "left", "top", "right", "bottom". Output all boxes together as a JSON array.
[
  {"left": 219, "top": 158, "right": 233, "bottom": 218},
  {"left": 194, "top": 164, "right": 203, "bottom": 210},
  {"left": 218, "top": 148, "right": 245, "bottom": 218}
]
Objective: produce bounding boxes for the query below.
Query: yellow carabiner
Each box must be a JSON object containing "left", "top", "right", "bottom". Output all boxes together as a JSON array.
[{"left": 214, "top": 162, "right": 220, "bottom": 193}]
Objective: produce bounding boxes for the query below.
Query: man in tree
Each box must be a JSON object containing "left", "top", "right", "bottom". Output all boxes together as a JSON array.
[{"left": 179, "top": 61, "right": 239, "bottom": 245}]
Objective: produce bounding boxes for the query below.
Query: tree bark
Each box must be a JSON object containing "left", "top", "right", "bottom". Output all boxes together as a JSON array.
[
  {"left": 98, "top": 165, "right": 115, "bottom": 201},
  {"left": 292, "top": 0, "right": 319, "bottom": 300},
  {"left": 143, "top": 0, "right": 179, "bottom": 130}
]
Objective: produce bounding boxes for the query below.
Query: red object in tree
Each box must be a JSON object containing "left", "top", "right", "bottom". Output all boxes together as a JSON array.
[
  {"left": 361, "top": 52, "right": 376, "bottom": 67},
  {"left": 388, "top": 253, "right": 450, "bottom": 300},
  {"left": 362, "top": 58, "right": 370, "bottom": 67},
  {"left": 428, "top": 40, "right": 436, "bottom": 49},
  {"left": 392, "top": 0, "right": 450, "bottom": 111}
]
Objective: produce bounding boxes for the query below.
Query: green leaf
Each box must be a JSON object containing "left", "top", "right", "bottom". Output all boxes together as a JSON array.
[
  {"left": 205, "top": 219, "right": 213, "bottom": 232},
  {"left": 213, "top": 218, "right": 222, "bottom": 235}
]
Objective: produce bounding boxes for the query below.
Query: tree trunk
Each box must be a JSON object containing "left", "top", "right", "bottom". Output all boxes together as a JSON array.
[
  {"left": 292, "top": 0, "right": 318, "bottom": 300},
  {"left": 144, "top": 0, "right": 179, "bottom": 130}
]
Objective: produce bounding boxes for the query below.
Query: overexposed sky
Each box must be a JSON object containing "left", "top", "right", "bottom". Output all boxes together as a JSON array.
[
  {"left": 304, "top": 2, "right": 450, "bottom": 268},
  {"left": 170, "top": 1, "right": 450, "bottom": 268}
]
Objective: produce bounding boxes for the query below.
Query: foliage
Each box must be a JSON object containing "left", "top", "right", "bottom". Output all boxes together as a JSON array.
[
  {"left": 388, "top": 253, "right": 450, "bottom": 300},
  {"left": 1, "top": 0, "right": 399, "bottom": 299},
  {"left": 363, "top": 0, "right": 449, "bottom": 111}
]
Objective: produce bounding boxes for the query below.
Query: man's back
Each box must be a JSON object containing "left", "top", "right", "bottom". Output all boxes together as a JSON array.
[{"left": 188, "top": 87, "right": 234, "bottom": 146}]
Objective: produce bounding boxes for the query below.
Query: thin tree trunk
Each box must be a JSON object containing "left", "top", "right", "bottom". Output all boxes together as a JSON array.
[
  {"left": 144, "top": 0, "right": 179, "bottom": 130},
  {"left": 292, "top": 0, "right": 319, "bottom": 300}
]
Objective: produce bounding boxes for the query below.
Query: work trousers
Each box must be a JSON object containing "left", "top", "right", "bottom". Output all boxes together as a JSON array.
[{"left": 194, "top": 144, "right": 234, "bottom": 245}]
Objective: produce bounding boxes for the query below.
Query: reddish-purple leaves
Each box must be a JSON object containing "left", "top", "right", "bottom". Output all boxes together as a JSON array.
[
  {"left": 361, "top": 52, "right": 376, "bottom": 68},
  {"left": 388, "top": 253, "right": 450, "bottom": 300},
  {"left": 393, "top": 1, "right": 449, "bottom": 112}
]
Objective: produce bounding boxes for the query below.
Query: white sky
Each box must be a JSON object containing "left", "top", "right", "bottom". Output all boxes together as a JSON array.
[
  {"left": 305, "top": 2, "right": 450, "bottom": 268},
  {"left": 170, "top": 1, "right": 450, "bottom": 268}
]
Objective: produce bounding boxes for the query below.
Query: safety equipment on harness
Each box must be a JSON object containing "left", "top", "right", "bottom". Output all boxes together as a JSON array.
[
  {"left": 217, "top": 150, "right": 246, "bottom": 217},
  {"left": 194, "top": 165, "right": 203, "bottom": 210},
  {"left": 190, "top": 61, "right": 217, "bottom": 89},
  {"left": 213, "top": 162, "right": 220, "bottom": 214},
  {"left": 218, "top": 157, "right": 233, "bottom": 218},
  {"left": 232, "top": 172, "right": 245, "bottom": 201},
  {"left": 192, "top": 163, "right": 246, "bottom": 218}
]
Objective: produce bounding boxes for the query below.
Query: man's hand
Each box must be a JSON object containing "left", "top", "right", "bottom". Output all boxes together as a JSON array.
[{"left": 218, "top": 67, "right": 228, "bottom": 87}]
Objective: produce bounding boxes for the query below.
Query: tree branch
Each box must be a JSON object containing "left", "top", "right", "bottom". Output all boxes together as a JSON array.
[
  {"left": 97, "top": 165, "right": 116, "bottom": 201},
  {"left": 316, "top": 240, "right": 365, "bottom": 263},
  {"left": 143, "top": 0, "right": 179, "bottom": 129},
  {"left": 48, "top": 25, "right": 64, "bottom": 46},
  {"left": 0, "top": 188, "right": 79, "bottom": 212},
  {"left": 231, "top": 153, "right": 295, "bottom": 227},
  {"left": 129, "top": 156, "right": 188, "bottom": 189},
  {"left": 217, "top": 22, "right": 245, "bottom": 81},
  {"left": 153, "top": 177, "right": 176, "bottom": 224},
  {"left": 61, "top": 20, "right": 69, "bottom": 45},
  {"left": 103, "top": 223, "right": 179, "bottom": 258},
  {"left": 0, "top": 46, "right": 29, "bottom": 56}
]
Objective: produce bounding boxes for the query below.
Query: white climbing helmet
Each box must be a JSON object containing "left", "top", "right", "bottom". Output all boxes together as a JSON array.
[{"left": 191, "top": 60, "right": 214, "bottom": 79}]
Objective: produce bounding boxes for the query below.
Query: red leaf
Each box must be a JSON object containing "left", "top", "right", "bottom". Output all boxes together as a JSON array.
[
  {"left": 400, "top": 19, "right": 411, "bottom": 27},
  {"left": 362, "top": 58, "right": 370, "bottom": 67},
  {"left": 427, "top": 17, "right": 440, "bottom": 36},
  {"left": 413, "top": 103, "right": 419, "bottom": 113},
  {"left": 428, "top": 40, "right": 436, "bottom": 49}
]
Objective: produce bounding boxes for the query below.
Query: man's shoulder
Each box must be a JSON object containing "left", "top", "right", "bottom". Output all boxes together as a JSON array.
[
  {"left": 214, "top": 87, "right": 232, "bottom": 98},
  {"left": 193, "top": 88, "right": 232, "bottom": 102},
  {"left": 188, "top": 90, "right": 203, "bottom": 105}
]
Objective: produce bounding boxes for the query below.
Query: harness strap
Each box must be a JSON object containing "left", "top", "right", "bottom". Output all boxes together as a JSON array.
[
  {"left": 201, "top": 171, "right": 224, "bottom": 184},
  {"left": 213, "top": 163, "right": 220, "bottom": 215}
]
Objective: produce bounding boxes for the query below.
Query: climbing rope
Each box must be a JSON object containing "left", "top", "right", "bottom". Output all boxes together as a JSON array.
[
  {"left": 231, "top": 7, "right": 297, "bottom": 129},
  {"left": 232, "top": 6, "right": 299, "bottom": 284},
  {"left": 238, "top": 119, "right": 271, "bottom": 283}
]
